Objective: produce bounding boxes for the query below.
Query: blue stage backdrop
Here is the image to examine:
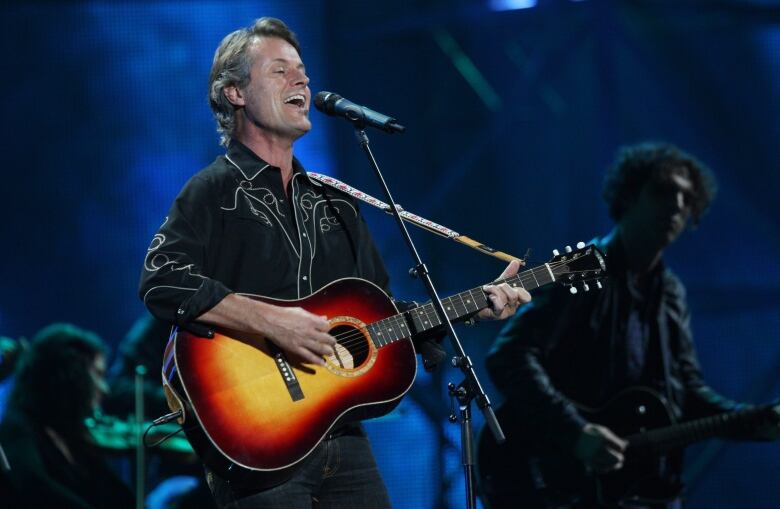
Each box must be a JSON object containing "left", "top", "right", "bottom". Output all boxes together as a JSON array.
[{"left": 1, "top": 1, "right": 779, "bottom": 508}]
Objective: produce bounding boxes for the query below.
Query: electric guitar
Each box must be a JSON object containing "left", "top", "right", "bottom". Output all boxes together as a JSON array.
[
  {"left": 162, "top": 244, "right": 605, "bottom": 488},
  {"left": 477, "top": 386, "right": 780, "bottom": 509}
]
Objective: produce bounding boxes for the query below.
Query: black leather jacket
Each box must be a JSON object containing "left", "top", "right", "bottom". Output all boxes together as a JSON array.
[{"left": 486, "top": 231, "right": 745, "bottom": 453}]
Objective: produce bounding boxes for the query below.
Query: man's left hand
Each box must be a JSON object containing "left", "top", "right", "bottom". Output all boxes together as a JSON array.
[{"left": 477, "top": 259, "right": 532, "bottom": 321}]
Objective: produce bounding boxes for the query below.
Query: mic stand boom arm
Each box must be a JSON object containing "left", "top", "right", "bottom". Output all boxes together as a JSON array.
[{"left": 351, "top": 127, "right": 504, "bottom": 509}]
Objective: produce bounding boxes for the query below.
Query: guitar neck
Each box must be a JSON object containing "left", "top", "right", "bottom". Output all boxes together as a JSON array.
[
  {"left": 366, "top": 264, "right": 556, "bottom": 348},
  {"left": 627, "top": 406, "right": 771, "bottom": 452}
]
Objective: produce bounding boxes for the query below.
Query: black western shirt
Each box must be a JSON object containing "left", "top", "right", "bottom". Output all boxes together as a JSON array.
[{"left": 139, "top": 140, "right": 390, "bottom": 328}]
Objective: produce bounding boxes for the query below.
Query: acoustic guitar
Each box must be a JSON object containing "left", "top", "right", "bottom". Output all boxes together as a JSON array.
[{"left": 162, "top": 244, "right": 606, "bottom": 488}]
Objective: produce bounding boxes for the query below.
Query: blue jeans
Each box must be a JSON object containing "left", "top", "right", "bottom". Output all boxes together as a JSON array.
[{"left": 207, "top": 432, "right": 392, "bottom": 509}]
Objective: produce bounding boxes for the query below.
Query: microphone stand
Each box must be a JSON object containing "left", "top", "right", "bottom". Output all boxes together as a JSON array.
[
  {"left": 350, "top": 126, "right": 505, "bottom": 509},
  {"left": 0, "top": 441, "right": 10, "bottom": 473},
  {"left": 134, "top": 365, "right": 146, "bottom": 509}
]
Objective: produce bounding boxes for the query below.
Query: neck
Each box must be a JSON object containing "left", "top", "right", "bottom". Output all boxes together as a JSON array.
[
  {"left": 235, "top": 126, "right": 296, "bottom": 188},
  {"left": 616, "top": 224, "right": 663, "bottom": 273}
]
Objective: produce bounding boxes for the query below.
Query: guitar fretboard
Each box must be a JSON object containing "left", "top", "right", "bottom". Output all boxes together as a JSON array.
[
  {"left": 367, "top": 263, "right": 557, "bottom": 348},
  {"left": 628, "top": 406, "right": 773, "bottom": 452}
]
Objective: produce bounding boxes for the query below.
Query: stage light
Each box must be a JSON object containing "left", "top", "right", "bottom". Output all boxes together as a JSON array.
[{"left": 489, "top": 0, "right": 537, "bottom": 12}]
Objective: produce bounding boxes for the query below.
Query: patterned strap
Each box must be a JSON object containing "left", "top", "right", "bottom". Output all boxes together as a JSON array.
[{"left": 308, "top": 172, "right": 524, "bottom": 265}]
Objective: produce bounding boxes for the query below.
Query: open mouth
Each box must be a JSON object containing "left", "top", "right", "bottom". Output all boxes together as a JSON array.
[{"left": 284, "top": 94, "right": 306, "bottom": 108}]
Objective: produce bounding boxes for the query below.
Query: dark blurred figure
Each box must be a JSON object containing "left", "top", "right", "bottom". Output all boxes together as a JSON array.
[
  {"left": 483, "top": 143, "right": 780, "bottom": 509},
  {"left": 103, "top": 313, "right": 172, "bottom": 420},
  {"left": 0, "top": 336, "right": 25, "bottom": 382},
  {"left": 0, "top": 323, "right": 135, "bottom": 508},
  {"left": 104, "top": 313, "right": 216, "bottom": 509},
  {"left": 0, "top": 336, "right": 23, "bottom": 500}
]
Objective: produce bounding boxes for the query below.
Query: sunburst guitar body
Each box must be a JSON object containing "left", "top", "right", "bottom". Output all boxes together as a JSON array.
[{"left": 161, "top": 244, "right": 606, "bottom": 489}]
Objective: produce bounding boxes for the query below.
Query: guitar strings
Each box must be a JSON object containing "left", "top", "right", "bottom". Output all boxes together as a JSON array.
[
  {"left": 321, "top": 259, "right": 597, "bottom": 355},
  {"left": 316, "top": 259, "right": 600, "bottom": 360},
  {"left": 325, "top": 257, "right": 590, "bottom": 346}
]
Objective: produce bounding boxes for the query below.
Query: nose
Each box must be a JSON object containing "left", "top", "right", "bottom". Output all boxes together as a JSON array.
[{"left": 290, "top": 67, "right": 309, "bottom": 87}]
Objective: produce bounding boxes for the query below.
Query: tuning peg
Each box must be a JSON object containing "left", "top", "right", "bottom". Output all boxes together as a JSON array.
[
  {"left": 569, "top": 286, "right": 578, "bottom": 295},
  {"left": 582, "top": 283, "right": 590, "bottom": 292},
  {"left": 596, "top": 281, "right": 603, "bottom": 289},
  {"left": 576, "top": 241, "right": 585, "bottom": 249},
  {"left": 565, "top": 245, "right": 572, "bottom": 253},
  {"left": 552, "top": 249, "right": 560, "bottom": 257}
]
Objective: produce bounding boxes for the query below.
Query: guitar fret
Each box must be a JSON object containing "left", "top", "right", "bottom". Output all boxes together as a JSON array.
[
  {"left": 387, "top": 317, "right": 398, "bottom": 342},
  {"left": 427, "top": 305, "right": 442, "bottom": 327},
  {"left": 461, "top": 291, "right": 477, "bottom": 314},
  {"left": 375, "top": 316, "right": 400, "bottom": 345},
  {"left": 380, "top": 319, "right": 394, "bottom": 343},
  {"left": 382, "top": 320, "right": 394, "bottom": 344},
  {"left": 530, "top": 268, "right": 541, "bottom": 288},
  {"left": 394, "top": 315, "right": 409, "bottom": 340},
  {"left": 451, "top": 293, "right": 467, "bottom": 317},
  {"left": 368, "top": 323, "right": 385, "bottom": 347},
  {"left": 409, "top": 308, "right": 422, "bottom": 332},
  {"left": 442, "top": 296, "right": 459, "bottom": 320},
  {"left": 541, "top": 268, "right": 554, "bottom": 285},
  {"left": 415, "top": 305, "right": 438, "bottom": 332},
  {"left": 508, "top": 275, "right": 525, "bottom": 290},
  {"left": 389, "top": 315, "right": 406, "bottom": 341},
  {"left": 470, "top": 288, "right": 489, "bottom": 309}
]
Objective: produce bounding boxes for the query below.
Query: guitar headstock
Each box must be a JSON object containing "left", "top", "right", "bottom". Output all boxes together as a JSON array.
[{"left": 548, "top": 242, "right": 607, "bottom": 294}]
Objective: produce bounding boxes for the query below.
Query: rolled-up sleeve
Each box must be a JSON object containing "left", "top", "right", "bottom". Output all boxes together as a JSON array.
[{"left": 139, "top": 174, "right": 232, "bottom": 326}]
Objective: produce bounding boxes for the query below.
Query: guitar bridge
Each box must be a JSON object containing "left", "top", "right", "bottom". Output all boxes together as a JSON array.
[{"left": 272, "top": 351, "right": 304, "bottom": 402}]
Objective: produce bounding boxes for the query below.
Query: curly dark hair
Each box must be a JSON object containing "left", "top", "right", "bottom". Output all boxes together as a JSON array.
[
  {"left": 9, "top": 323, "right": 106, "bottom": 438},
  {"left": 603, "top": 142, "right": 718, "bottom": 226}
]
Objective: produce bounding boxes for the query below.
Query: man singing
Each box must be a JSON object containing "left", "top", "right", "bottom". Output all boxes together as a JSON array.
[{"left": 139, "top": 17, "right": 529, "bottom": 508}]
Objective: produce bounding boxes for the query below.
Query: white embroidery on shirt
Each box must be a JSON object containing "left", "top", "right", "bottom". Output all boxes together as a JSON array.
[
  {"left": 226, "top": 155, "right": 269, "bottom": 181},
  {"left": 143, "top": 219, "right": 209, "bottom": 279}
]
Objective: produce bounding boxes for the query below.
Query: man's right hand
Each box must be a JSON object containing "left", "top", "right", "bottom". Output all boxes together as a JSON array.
[
  {"left": 260, "top": 305, "right": 336, "bottom": 366},
  {"left": 197, "top": 293, "right": 336, "bottom": 367},
  {"left": 573, "top": 423, "right": 628, "bottom": 473}
]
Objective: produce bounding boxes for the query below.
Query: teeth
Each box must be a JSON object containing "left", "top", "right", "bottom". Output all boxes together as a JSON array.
[{"left": 284, "top": 94, "right": 305, "bottom": 104}]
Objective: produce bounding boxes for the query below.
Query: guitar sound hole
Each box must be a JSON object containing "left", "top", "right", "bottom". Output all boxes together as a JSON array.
[{"left": 329, "top": 325, "right": 369, "bottom": 369}]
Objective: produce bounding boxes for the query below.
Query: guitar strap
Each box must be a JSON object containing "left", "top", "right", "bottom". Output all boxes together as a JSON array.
[{"left": 307, "top": 172, "right": 525, "bottom": 265}]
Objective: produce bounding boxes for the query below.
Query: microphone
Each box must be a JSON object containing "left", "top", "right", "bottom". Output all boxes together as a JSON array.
[{"left": 314, "top": 91, "right": 405, "bottom": 134}]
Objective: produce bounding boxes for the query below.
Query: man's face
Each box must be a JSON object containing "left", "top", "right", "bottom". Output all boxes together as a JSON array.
[
  {"left": 624, "top": 168, "right": 694, "bottom": 248},
  {"left": 239, "top": 37, "right": 311, "bottom": 140}
]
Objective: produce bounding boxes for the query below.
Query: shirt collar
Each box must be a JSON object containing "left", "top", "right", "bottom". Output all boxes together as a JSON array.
[{"left": 225, "top": 139, "right": 311, "bottom": 183}]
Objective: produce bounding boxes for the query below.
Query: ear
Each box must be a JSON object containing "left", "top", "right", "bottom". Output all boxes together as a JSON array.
[{"left": 223, "top": 85, "right": 245, "bottom": 107}]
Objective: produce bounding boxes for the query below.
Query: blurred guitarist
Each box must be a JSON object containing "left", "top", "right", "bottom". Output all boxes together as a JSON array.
[
  {"left": 0, "top": 335, "right": 22, "bottom": 497},
  {"left": 0, "top": 335, "right": 25, "bottom": 383},
  {"left": 0, "top": 323, "right": 135, "bottom": 508},
  {"left": 483, "top": 143, "right": 780, "bottom": 509},
  {"left": 138, "top": 17, "right": 529, "bottom": 509}
]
